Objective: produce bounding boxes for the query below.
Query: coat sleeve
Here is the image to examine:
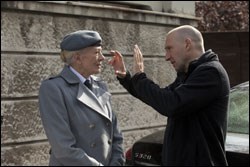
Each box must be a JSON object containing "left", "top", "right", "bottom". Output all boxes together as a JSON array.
[
  {"left": 119, "top": 66, "right": 222, "bottom": 118},
  {"left": 38, "top": 80, "right": 101, "bottom": 166}
]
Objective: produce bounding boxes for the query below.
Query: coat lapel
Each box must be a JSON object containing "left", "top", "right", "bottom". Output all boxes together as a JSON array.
[
  {"left": 77, "top": 85, "right": 110, "bottom": 120},
  {"left": 92, "top": 83, "right": 112, "bottom": 120},
  {"left": 60, "top": 65, "right": 112, "bottom": 121}
]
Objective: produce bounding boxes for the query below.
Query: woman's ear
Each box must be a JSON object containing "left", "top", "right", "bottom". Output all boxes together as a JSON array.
[{"left": 73, "top": 53, "right": 81, "bottom": 64}]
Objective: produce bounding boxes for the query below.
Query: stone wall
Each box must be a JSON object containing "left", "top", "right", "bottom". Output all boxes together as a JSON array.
[{"left": 1, "top": 1, "right": 199, "bottom": 165}]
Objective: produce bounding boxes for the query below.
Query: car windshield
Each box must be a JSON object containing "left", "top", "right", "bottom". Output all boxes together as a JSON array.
[{"left": 227, "top": 81, "right": 249, "bottom": 134}]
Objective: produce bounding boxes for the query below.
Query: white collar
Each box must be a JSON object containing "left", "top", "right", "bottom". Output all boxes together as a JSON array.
[{"left": 69, "top": 66, "right": 91, "bottom": 84}]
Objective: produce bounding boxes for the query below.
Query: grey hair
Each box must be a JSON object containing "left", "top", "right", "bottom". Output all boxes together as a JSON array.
[
  {"left": 60, "top": 50, "right": 75, "bottom": 65},
  {"left": 60, "top": 50, "right": 79, "bottom": 65}
]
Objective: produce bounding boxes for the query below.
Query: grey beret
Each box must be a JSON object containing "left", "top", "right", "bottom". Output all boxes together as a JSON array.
[{"left": 60, "top": 30, "right": 102, "bottom": 51}]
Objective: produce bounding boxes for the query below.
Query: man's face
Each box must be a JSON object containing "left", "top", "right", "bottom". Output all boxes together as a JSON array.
[
  {"left": 77, "top": 46, "right": 105, "bottom": 77},
  {"left": 165, "top": 33, "right": 187, "bottom": 73}
]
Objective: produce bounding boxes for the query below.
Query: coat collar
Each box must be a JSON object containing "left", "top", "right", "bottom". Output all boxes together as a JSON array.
[
  {"left": 176, "top": 49, "right": 219, "bottom": 83},
  {"left": 59, "top": 65, "right": 112, "bottom": 121},
  {"left": 59, "top": 65, "right": 102, "bottom": 84},
  {"left": 187, "top": 49, "right": 219, "bottom": 75}
]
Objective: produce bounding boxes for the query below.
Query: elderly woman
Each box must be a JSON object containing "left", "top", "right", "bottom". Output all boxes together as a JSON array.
[{"left": 39, "top": 30, "right": 125, "bottom": 166}]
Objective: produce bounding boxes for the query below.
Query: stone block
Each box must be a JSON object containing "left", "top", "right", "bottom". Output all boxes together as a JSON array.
[
  {"left": 1, "top": 142, "right": 50, "bottom": 166},
  {"left": 1, "top": 12, "right": 56, "bottom": 51},
  {"left": 1, "top": 54, "right": 64, "bottom": 97},
  {"left": 1, "top": 100, "right": 45, "bottom": 143},
  {"left": 1, "top": 11, "right": 170, "bottom": 56},
  {"left": 112, "top": 95, "right": 167, "bottom": 130}
]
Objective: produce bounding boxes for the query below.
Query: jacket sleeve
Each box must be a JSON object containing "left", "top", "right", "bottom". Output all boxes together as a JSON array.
[
  {"left": 119, "top": 66, "right": 222, "bottom": 118},
  {"left": 108, "top": 113, "right": 125, "bottom": 166},
  {"left": 117, "top": 71, "right": 139, "bottom": 98},
  {"left": 39, "top": 80, "right": 101, "bottom": 166}
]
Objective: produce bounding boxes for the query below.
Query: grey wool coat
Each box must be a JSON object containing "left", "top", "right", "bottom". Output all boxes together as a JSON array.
[{"left": 39, "top": 65, "right": 125, "bottom": 166}]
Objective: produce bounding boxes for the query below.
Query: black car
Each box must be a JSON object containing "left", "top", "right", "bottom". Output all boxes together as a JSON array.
[{"left": 125, "top": 81, "right": 249, "bottom": 166}]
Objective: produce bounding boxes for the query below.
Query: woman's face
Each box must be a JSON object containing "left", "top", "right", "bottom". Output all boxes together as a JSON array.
[{"left": 76, "top": 46, "right": 105, "bottom": 78}]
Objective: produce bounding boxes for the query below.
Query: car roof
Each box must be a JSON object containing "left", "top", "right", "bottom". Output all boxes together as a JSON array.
[{"left": 231, "top": 81, "right": 249, "bottom": 90}]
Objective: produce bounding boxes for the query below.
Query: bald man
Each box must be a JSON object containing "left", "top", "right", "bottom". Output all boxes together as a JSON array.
[{"left": 109, "top": 25, "right": 230, "bottom": 166}]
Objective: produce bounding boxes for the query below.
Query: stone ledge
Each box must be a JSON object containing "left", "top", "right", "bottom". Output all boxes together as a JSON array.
[{"left": 1, "top": 1, "right": 200, "bottom": 26}]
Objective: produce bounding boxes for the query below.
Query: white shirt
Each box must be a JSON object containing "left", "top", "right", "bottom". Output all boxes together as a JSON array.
[{"left": 69, "top": 66, "right": 90, "bottom": 84}]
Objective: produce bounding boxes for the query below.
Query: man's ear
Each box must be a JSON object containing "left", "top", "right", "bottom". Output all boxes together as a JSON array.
[{"left": 185, "top": 38, "right": 192, "bottom": 50}]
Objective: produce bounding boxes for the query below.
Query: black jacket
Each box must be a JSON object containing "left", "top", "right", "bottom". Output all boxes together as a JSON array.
[{"left": 118, "top": 49, "right": 230, "bottom": 166}]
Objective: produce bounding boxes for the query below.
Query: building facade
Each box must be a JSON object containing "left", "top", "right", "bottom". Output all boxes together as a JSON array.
[{"left": 1, "top": 1, "right": 199, "bottom": 165}]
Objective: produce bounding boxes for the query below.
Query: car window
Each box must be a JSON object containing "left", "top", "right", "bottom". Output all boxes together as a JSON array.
[{"left": 227, "top": 82, "right": 249, "bottom": 134}]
